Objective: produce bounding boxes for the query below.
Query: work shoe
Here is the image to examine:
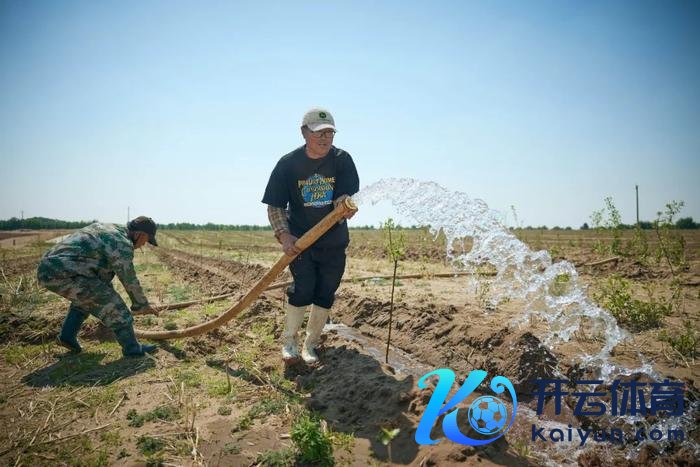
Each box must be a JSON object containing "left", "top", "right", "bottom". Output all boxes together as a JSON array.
[
  {"left": 57, "top": 306, "right": 89, "bottom": 353},
  {"left": 281, "top": 303, "right": 306, "bottom": 362},
  {"left": 114, "top": 325, "right": 158, "bottom": 357},
  {"left": 301, "top": 304, "right": 329, "bottom": 365}
]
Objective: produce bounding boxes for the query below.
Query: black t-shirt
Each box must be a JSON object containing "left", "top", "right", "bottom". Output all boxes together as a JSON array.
[{"left": 262, "top": 145, "right": 360, "bottom": 248}]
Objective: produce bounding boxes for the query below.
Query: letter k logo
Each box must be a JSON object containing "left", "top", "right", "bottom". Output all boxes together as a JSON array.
[{"left": 415, "top": 369, "right": 518, "bottom": 446}]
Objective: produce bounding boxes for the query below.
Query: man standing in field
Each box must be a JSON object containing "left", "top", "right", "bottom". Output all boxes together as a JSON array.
[
  {"left": 262, "top": 108, "right": 359, "bottom": 364},
  {"left": 37, "top": 216, "right": 160, "bottom": 357}
]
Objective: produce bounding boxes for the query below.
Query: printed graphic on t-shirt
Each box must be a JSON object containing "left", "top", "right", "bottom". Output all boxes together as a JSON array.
[{"left": 299, "top": 173, "right": 335, "bottom": 207}]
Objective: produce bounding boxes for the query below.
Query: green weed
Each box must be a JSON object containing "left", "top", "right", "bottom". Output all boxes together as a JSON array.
[
  {"left": 140, "top": 315, "right": 156, "bottom": 326},
  {"left": 594, "top": 275, "right": 672, "bottom": 330},
  {"left": 624, "top": 227, "right": 650, "bottom": 265},
  {"left": 2, "top": 344, "right": 46, "bottom": 365},
  {"left": 590, "top": 197, "right": 623, "bottom": 255},
  {"left": 137, "top": 436, "right": 165, "bottom": 456},
  {"left": 231, "top": 395, "right": 289, "bottom": 431},
  {"left": 126, "top": 409, "right": 145, "bottom": 427},
  {"left": 208, "top": 378, "right": 234, "bottom": 397},
  {"left": 127, "top": 405, "right": 180, "bottom": 427},
  {"left": 654, "top": 201, "right": 687, "bottom": 275},
  {"left": 659, "top": 322, "right": 697, "bottom": 359},
  {"left": 255, "top": 448, "right": 295, "bottom": 466},
  {"left": 0, "top": 274, "right": 48, "bottom": 312},
  {"left": 167, "top": 284, "right": 192, "bottom": 302},
  {"left": 291, "top": 411, "right": 334, "bottom": 466},
  {"left": 174, "top": 367, "right": 202, "bottom": 387},
  {"left": 249, "top": 396, "right": 287, "bottom": 419},
  {"left": 100, "top": 430, "right": 122, "bottom": 446},
  {"left": 223, "top": 442, "right": 241, "bottom": 454},
  {"left": 549, "top": 273, "right": 571, "bottom": 297}
]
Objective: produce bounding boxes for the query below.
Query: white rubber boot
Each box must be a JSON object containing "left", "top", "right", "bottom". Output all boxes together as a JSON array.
[
  {"left": 281, "top": 303, "right": 306, "bottom": 362},
  {"left": 302, "top": 304, "right": 329, "bottom": 364}
]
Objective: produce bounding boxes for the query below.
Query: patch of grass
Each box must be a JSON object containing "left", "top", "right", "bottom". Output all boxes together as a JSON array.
[
  {"left": 137, "top": 435, "right": 165, "bottom": 456},
  {"left": 660, "top": 321, "right": 698, "bottom": 359},
  {"left": 594, "top": 275, "right": 672, "bottom": 331},
  {"left": 174, "top": 367, "right": 202, "bottom": 388},
  {"left": 140, "top": 315, "right": 156, "bottom": 326},
  {"left": 255, "top": 447, "right": 296, "bottom": 466},
  {"left": 291, "top": 411, "right": 334, "bottom": 467},
  {"left": 78, "top": 385, "right": 119, "bottom": 409},
  {"left": 73, "top": 448, "right": 109, "bottom": 467},
  {"left": 232, "top": 395, "right": 287, "bottom": 433},
  {"left": 148, "top": 404, "right": 180, "bottom": 421},
  {"left": 249, "top": 396, "right": 287, "bottom": 419},
  {"left": 217, "top": 405, "right": 232, "bottom": 416},
  {"left": 223, "top": 442, "right": 241, "bottom": 454},
  {"left": 2, "top": 344, "right": 46, "bottom": 365},
  {"left": 269, "top": 371, "right": 299, "bottom": 396},
  {"left": 203, "top": 303, "right": 224, "bottom": 316},
  {"left": 100, "top": 430, "right": 122, "bottom": 446},
  {"left": 231, "top": 414, "right": 253, "bottom": 433},
  {"left": 167, "top": 284, "right": 192, "bottom": 302},
  {"left": 127, "top": 405, "right": 180, "bottom": 427},
  {"left": 163, "top": 320, "right": 178, "bottom": 331},
  {"left": 208, "top": 378, "right": 234, "bottom": 397},
  {"left": 331, "top": 431, "right": 355, "bottom": 455},
  {"left": 0, "top": 275, "right": 49, "bottom": 313},
  {"left": 511, "top": 437, "right": 534, "bottom": 460},
  {"left": 127, "top": 409, "right": 145, "bottom": 427},
  {"left": 251, "top": 321, "right": 275, "bottom": 345}
]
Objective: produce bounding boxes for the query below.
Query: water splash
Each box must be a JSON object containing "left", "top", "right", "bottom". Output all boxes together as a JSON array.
[
  {"left": 354, "top": 178, "right": 626, "bottom": 370},
  {"left": 353, "top": 177, "right": 699, "bottom": 461}
]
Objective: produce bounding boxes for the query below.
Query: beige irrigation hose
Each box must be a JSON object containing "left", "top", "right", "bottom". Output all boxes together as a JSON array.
[
  {"left": 135, "top": 197, "right": 358, "bottom": 340},
  {"left": 150, "top": 270, "right": 498, "bottom": 313}
]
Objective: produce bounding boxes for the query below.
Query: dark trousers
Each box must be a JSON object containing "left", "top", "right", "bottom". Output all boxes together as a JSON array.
[{"left": 287, "top": 246, "right": 346, "bottom": 309}]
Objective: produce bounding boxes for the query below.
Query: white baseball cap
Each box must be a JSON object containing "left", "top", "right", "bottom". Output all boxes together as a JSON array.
[{"left": 302, "top": 108, "right": 336, "bottom": 132}]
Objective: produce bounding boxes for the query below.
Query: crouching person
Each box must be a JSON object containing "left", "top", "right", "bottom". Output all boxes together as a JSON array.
[{"left": 37, "top": 216, "right": 160, "bottom": 357}]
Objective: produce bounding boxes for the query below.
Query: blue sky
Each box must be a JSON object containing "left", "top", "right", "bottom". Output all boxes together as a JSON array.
[{"left": 1, "top": 1, "right": 698, "bottom": 228}]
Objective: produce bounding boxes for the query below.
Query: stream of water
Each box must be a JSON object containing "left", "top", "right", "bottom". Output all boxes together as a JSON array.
[{"left": 350, "top": 178, "right": 698, "bottom": 462}]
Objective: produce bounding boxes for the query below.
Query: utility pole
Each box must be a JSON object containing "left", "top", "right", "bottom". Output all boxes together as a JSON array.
[
  {"left": 635, "top": 185, "right": 639, "bottom": 227},
  {"left": 20, "top": 210, "right": 24, "bottom": 221},
  {"left": 127, "top": 206, "right": 130, "bottom": 224}
]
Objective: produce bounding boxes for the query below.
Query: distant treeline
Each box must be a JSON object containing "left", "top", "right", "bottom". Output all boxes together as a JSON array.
[
  {"left": 0, "top": 217, "right": 96, "bottom": 230},
  {"left": 577, "top": 218, "right": 698, "bottom": 230},
  {"left": 2, "top": 216, "right": 697, "bottom": 231},
  {"left": 159, "top": 223, "right": 271, "bottom": 231},
  {"left": 516, "top": 218, "right": 698, "bottom": 231}
]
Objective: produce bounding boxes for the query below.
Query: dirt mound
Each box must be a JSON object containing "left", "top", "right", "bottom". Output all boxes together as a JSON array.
[
  {"left": 296, "top": 337, "right": 421, "bottom": 464},
  {"left": 333, "top": 291, "right": 559, "bottom": 391},
  {"left": 494, "top": 332, "right": 558, "bottom": 398}
]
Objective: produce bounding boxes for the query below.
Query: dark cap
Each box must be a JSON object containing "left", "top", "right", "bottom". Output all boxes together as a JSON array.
[{"left": 127, "top": 216, "right": 158, "bottom": 246}]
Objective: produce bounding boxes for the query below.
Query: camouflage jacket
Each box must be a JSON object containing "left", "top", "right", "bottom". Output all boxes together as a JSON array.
[{"left": 41, "top": 223, "right": 149, "bottom": 309}]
